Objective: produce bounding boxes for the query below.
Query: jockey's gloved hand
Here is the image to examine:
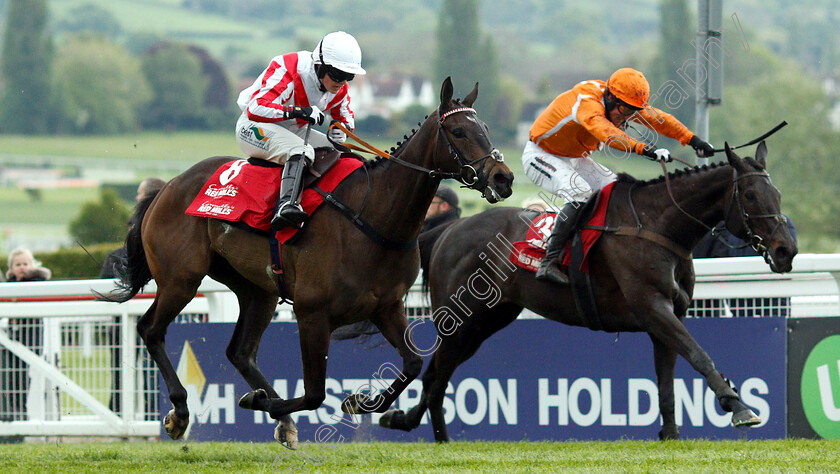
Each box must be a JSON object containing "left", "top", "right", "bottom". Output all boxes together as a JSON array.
[
  {"left": 287, "top": 105, "right": 325, "bottom": 125},
  {"left": 642, "top": 145, "right": 672, "bottom": 163},
  {"left": 689, "top": 135, "right": 715, "bottom": 157},
  {"left": 328, "top": 121, "right": 347, "bottom": 143}
]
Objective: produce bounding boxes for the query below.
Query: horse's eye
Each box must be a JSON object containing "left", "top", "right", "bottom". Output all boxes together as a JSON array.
[
  {"left": 744, "top": 190, "right": 757, "bottom": 202},
  {"left": 452, "top": 128, "right": 466, "bottom": 138}
]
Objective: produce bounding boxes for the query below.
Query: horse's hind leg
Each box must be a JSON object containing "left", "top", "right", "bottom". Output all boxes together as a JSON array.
[
  {"left": 651, "top": 336, "right": 679, "bottom": 440},
  {"left": 137, "top": 284, "right": 201, "bottom": 440},
  {"left": 223, "top": 284, "right": 298, "bottom": 449}
]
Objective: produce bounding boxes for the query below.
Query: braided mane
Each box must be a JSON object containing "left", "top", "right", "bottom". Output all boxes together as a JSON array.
[{"left": 616, "top": 161, "right": 730, "bottom": 186}]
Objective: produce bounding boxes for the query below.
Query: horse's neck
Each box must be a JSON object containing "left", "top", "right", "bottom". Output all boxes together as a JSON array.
[
  {"left": 637, "top": 165, "right": 733, "bottom": 249},
  {"left": 355, "top": 121, "right": 442, "bottom": 242}
]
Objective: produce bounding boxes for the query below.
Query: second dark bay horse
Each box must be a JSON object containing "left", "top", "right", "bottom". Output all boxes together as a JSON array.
[
  {"left": 104, "top": 77, "right": 514, "bottom": 448},
  {"left": 378, "top": 142, "right": 796, "bottom": 441}
]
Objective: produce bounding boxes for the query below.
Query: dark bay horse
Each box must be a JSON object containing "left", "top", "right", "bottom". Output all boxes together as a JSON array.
[
  {"left": 104, "top": 78, "right": 514, "bottom": 448},
  {"left": 379, "top": 142, "right": 797, "bottom": 441}
]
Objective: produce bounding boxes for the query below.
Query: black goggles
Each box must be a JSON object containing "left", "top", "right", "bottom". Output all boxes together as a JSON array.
[{"left": 325, "top": 66, "right": 354, "bottom": 83}]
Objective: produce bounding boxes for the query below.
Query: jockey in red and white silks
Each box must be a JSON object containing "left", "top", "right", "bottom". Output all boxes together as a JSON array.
[
  {"left": 235, "top": 32, "right": 363, "bottom": 165},
  {"left": 235, "top": 31, "right": 366, "bottom": 231}
]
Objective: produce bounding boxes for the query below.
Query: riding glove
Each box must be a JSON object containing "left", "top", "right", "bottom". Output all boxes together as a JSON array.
[
  {"left": 286, "top": 105, "right": 325, "bottom": 125},
  {"left": 328, "top": 121, "right": 347, "bottom": 143},
  {"left": 642, "top": 145, "right": 672, "bottom": 163},
  {"left": 689, "top": 135, "right": 715, "bottom": 157}
]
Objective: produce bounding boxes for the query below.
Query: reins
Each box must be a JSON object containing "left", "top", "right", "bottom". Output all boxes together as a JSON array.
[
  {"left": 330, "top": 109, "right": 503, "bottom": 186},
  {"left": 317, "top": 107, "right": 502, "bottom": 251}
]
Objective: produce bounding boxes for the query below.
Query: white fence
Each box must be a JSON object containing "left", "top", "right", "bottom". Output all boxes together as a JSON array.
[{"left": 1, "top": 253, "right": 839, "bottom": 438}]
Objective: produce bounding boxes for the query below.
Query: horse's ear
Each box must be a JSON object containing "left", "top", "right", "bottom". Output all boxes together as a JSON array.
[
  {"left": 754, "top": 140, "right": 768, "bottom": 166},
  {"left": 463, "top": 82, "right": 479, "bottom": 107},
  {"left": 440, "top": 77, "right": 454, "bottom": 110},
  {"left": 725, "top": 142, "right": 745, "bottom": 171}
]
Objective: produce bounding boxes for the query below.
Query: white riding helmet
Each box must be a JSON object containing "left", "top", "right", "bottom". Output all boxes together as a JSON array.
[{"left": 312, "top": 31, "right": 366, "bottom": 75}]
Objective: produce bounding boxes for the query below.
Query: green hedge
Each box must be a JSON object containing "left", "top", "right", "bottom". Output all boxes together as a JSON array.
[{"left": 2, "top": 243, "right": 124, "bottom": 280}]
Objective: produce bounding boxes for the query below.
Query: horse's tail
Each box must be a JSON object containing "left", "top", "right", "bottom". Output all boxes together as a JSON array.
[
  {"left": 419, "top": 218, "right": 461, "bottom": 293},
  {"left": 97, "top": 191, "right": 158, "bottom": 303}
]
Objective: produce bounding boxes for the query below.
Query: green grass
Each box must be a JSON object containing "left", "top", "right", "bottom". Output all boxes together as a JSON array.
[{"left": 0, "top": 439, "right": 837, "bottom": 473}]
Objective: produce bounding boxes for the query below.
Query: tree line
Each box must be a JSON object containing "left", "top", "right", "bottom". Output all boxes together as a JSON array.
[{"left": 1, "top": 0, "right": 838, "bottom": 245}]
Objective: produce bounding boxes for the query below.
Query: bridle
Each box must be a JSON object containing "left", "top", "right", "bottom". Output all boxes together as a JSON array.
[
  {"left": 389, "top": 106, "right": 504, "bottom": 196},
  {"left": 657, "top": 159, "right": 785, "bottom": 264},
  {"left": 718, "top": 169, "right": 787, "bottom": 264}
]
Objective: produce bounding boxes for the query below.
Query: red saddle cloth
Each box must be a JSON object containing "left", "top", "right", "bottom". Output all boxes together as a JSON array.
[
  {"left": 185, "top": 157, "right": 364, "bottom": 243},
  {"left": 510, "top": 181, "right": 615, "bottom": 274}
]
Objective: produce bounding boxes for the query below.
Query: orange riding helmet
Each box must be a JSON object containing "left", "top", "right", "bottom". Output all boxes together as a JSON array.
[{"left": 606, "top": 68, "right": 650, "bottom": 109}]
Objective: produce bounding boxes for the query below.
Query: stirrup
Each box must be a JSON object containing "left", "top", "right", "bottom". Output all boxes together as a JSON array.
[
  {"left": 535, "top": 259, "right": 569, "bottom": 285},
  {"left": 271, "top": 202, "right": 307, "bottom": 231}
]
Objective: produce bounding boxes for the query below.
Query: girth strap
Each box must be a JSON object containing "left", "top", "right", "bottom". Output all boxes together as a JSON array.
[{"left": 585, "top": 225, "right": 693, "bottom": 260}]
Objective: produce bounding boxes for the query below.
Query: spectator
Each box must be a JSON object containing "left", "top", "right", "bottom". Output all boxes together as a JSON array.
[
  {"left": 1, "top": 247, "right": 50, "bottom": 430},
  {"left": 422, "top": 185, "right": 461, "bottom": 232},
  {"left": 693, "top": 214, "right": 798, "bottom": 317}
]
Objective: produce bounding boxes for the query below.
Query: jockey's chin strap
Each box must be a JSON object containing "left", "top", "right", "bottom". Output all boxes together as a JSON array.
[{"left": 330, "top": 109, "right": 503, "bottom": 189}]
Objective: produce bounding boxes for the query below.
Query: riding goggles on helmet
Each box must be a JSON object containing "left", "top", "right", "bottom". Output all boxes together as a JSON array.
[{"left": 325, "top": 65, "right": 354, "bottom": 83}]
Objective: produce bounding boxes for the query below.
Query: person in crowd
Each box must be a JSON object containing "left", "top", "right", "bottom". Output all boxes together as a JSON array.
[
  {"left": 1, "top": 247, "right": 50, "bottom": 428},
  {"left": 422, "top": 185, "right": 461, "bottom": 232},
  {"left": 693, "top": 215, "right": 798, "bottom": 317},
  {"left": 524, "top": 67, "right": 715, "bottom": 284},
  {"left": 236, "top": 31, "right": 366, "bottom": 231}
]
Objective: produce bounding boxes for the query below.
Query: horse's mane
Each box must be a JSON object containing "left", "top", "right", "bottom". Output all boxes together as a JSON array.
[
  {"left": 362, "top": 98, "right": 470, "bottom": 169},
  {"left": 616, "top": 155, "right": 766, "bottom": 187},
  {"left": 616, "top": 160, "right": 725, "bottom": 186}
]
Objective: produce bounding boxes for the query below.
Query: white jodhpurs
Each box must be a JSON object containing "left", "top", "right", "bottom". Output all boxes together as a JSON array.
[
  {"left": 235, "top": 113, "right": 332, "bottom": 164},
  {"left": 521, "top": 140, "right": 616, "bottom": 203}
]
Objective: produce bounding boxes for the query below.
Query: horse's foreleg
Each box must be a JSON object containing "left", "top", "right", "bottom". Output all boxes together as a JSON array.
[
  {"left": 650, "top": 335, "right": 679, "bottom": 440},
  {"left": 225, "top": 288, "right": 298, "bottom": 449},
  {"left": 342, "top": 304, "right": 422, "bottom": 416},
  {"left": 642, "top": 295, "right": 759, "bottom": 429},
  {"left": 239, "top": 314, "right": 331, "bottom": 419}
]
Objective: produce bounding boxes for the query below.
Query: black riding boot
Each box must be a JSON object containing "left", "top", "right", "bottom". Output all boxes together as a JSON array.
[
  {"left": 270, "top": 154, "right": 310, "bottom": 231},
  {"left": 535, "top": 201, "right": 584, "bottom": 285}
]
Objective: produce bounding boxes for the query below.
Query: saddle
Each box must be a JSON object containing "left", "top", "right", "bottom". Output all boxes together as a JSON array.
[
  {"left": 246, "top": 146, "right": 347, "bottom": 189},
  {"left": 185, "top": 147, "right": 365, "bottom": 239}
]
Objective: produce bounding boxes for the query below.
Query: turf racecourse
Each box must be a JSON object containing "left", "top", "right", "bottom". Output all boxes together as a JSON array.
[{"left": 1, "top": 439, "right": 837, "bottom": 473}]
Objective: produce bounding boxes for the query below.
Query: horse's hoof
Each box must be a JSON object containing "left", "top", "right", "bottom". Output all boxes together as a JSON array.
[
  {"left": 378, "top": 409, "right": 404, "bottom": 429},
  {"left": 342, "top": 394, "right": 383, "bottom": 414},
  {"left": 275, "top": 422, "right": 299, "bottom": 450},
  {"left": 658, "top": 427, "right": 680, "bottom": 440},
  {"left": 732, "top": 408, "right": 761, "bottom": 428},
  {"left": 238, "top": 389, "right": 268, "bottom": 410},
  {"left": 163, "top": 409, "right": 187, "bottom": 440}
]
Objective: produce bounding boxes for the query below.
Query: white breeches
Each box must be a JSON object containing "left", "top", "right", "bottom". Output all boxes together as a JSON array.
[
  {"left": 235, "top": 113, "right": 331, "bottom": 164},
  {"left": 521, "top": 140, "right": 616, "bottom": 203}
]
